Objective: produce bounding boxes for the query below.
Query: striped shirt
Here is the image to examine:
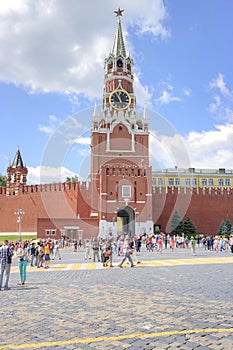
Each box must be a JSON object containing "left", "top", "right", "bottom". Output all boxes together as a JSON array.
[{"left": 0, "top": 245, "right": 14, "bottom": 265}]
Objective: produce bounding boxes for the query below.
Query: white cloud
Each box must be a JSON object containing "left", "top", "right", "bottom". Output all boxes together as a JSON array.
[
  {"left": 210, "top": 73, "right": 231, "bottom": 97},
  {"left": 0, "top": 0, "right": 169, "bottom": 102},
  {"left": 126, "top": 0, "right": 170, "bottom": 39},
  {"left": 38, "top": 125, "right": 55, "bottom": 135},
  {"left": 74, "top": 137, "right": 91, "bottom": 145},
  {"left": 183, "top": 88, "right": 192, "bottom": 97},
  {"left": 156, "top": 90, "right": 181, "bottom": 105},
  {"left": 155, "top": 83, "right": 181, "bottom": 105},
  {"left": 0, "top": 0, "right": 27, "bottom": 14},
  {"left": 38, "top": 114, "right": 60, "bottom": 135},
  {"left": 149, "top": 120, "right": 233, "bottom": 170},
  {"left": 27, "top": 165, "right": 77, "bottom": 184},
  {"left": 209, "top": 73, "right": 233, "bottom": 122},
  {"left": 183, "top": 123, "right": 233, "bottom": 169}
]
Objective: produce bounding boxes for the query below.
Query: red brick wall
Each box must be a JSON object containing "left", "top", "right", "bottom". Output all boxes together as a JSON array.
[
  {"left": 37, "top": 218, "right": 99, "bottom": 240},
  {"left": 152, "top": 187, "right": 233, "bottom": 235},
  {"left": 0, "top": 182, "right": 94, "bottom": 234}
]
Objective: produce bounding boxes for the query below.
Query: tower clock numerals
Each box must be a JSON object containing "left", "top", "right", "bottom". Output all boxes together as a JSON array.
[{"left": 110, "top": 89, "right": 131, "bottom": 110}]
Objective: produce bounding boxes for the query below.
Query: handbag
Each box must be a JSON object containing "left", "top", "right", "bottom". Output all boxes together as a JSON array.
[{"left": 26, "top": 255, "right": 31, "bottom": 263}]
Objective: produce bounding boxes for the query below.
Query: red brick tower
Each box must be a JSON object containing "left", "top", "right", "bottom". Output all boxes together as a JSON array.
[
  {"left": 6, "top": 146, "right": 28, "bottom": 196},
  {"left": 91, "top": 9, "right": 153, "bottom": 238}
]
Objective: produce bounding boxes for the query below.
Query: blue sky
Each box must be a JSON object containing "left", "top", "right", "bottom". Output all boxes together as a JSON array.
[{"left": 0, "top": 0, "right": 233, "bottom": 184}]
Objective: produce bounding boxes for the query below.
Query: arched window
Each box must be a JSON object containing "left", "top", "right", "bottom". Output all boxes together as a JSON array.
[{"left": 117, "top": 59, "right": 123, "bottom": 68}]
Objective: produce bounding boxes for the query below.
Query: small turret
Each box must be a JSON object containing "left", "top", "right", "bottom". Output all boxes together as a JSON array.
[{"left": 6, "top": 146, "right": 28, "bottom": 196}]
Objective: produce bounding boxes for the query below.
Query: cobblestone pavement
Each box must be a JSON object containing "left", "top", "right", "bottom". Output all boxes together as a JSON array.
[{"left": 0, "top": 248, "right": 233, "bottom": 350}]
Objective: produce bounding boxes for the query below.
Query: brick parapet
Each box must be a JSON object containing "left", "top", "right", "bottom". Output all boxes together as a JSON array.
[{"left": 0, "top": 181, "right": 91, "bottom": 196}]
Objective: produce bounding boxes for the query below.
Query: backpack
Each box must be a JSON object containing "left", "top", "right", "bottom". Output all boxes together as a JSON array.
[
  {"left": 7, "top": 247, "right": 13, "bottom": 264},
  {"left": 35, "top": 247, "right": 39, "bottom": 256}
]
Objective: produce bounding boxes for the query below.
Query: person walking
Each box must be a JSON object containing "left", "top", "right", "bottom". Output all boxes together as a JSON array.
[
  {"left": 37, "top": 243, "right": 44, "bottom": 268},
  {"left": 92, "top": 238, "right": 100, "bottom": 262},
  {"left": 118, "top": 238, "right": 135, "bottom": 268},
  {"left": 43, "top": 239, "right": 52, "bottom": 268},
  {"left": 157, "top": 235, "right": 163, "bottom": 254},
  {"left": 102, "top": 239, "right": 113, "bottom": 267},
  {"left": 52, "top": 240, "right": 61, "bottom": 260},
  {"left": 190, "top": 236, "right": 196, "bottom": 256},
  {"left": 30, "top": 242, "right": 37, "bottom": 267},
  {"left": 229, "top": 235, "right": 233, "bottom": 254},
  {"left": 16, "top": 241, "right": 28, "bottom": 285},
  {"left": 170, "top": 236, "right": 175, "bottom": 253},
  {"left": 0, "top": 240, "right": 14, "bottom": 290},
  {"left": 84, "top": 240, "right": 91, "bottom": 260}
]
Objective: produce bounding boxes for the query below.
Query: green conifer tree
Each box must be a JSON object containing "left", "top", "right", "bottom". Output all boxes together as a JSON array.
[
  {"left": 171, "top": 210, "right": 183, "bottom": 235},
  {"left": 183, "top": 217, "right": 196, "bottom": 236},
  {"left": 217, "top": 220, "right": 225, "bottom": 235},
  {"left": 225, "top": 218, "right": 232, "bottom": 236}
]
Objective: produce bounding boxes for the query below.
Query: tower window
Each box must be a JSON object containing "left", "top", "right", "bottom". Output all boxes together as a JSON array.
[{"left": 117, "top": 59, "right": 123, "bottom": 68}]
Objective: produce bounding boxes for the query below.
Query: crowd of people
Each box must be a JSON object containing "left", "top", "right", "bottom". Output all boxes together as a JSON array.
[
  {"left": 0, "top": 233, "right": 233, "bottom": 291},
  {"left": 0, "top": 238, "right": 62, "bottom": 290},
  {"left": 81, "top": 233, "right": 233, "bottom": 265}
]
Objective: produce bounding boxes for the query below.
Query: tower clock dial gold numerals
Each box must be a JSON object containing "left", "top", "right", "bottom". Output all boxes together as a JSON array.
[{"left": 109, "top": 89, "right": 131, "bottom": 110}]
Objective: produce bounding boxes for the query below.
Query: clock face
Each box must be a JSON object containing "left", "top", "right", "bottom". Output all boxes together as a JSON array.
[{"left": 110, "top": 89, "right": 131, "bottom": 110}]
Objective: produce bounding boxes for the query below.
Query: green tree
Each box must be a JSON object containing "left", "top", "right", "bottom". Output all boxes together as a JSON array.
[
  {"left": 231, "top": 226, "right": 233, "bottom": 235},
  {"left": 171, "top": 210, "right": 183, "bottom": 235},
  {"left": 183, "top": 217, "right": 196, "bottom": 236},
  {"left": 225, "top": 218, "right": 232, "bottom": 236},
  {"left": 0, "top": 174, "right": 6, "bottom": 187},
  {"left": 221, "top": 224, "right": 228, "bottom": 237},
  {"left": 217, "top": 220, "right": 225, "bottom": 235},
  {"left": 66, "top": 175, "right": 79, "bottom": 182}
]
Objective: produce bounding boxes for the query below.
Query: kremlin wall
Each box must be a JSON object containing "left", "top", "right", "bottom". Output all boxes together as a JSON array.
[{"left": 0, "top": 155, "right": 232, "bottom": 240}]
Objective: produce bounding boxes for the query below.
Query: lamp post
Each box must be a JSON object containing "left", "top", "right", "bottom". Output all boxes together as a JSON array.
[{"left": 14, "top": 209, "right": 25, "bottom": 242}]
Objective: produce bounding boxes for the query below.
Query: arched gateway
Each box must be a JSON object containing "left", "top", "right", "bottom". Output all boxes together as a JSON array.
[{"left": 117, "top": 206, "right": 135, "bottom": 238}]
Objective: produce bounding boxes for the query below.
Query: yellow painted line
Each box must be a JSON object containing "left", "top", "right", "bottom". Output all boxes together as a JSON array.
[
  {"left": 9, "top": 257, "right": 233, "bottom": 273},
  {"left": 50, "top": 264, "right": 67, "bottom": 270},
  {"left": 70, "top": 263, "right": 82, "bottom": 270},
  {"left": 145, "top": 260, "right": 174, "bottom": 266},
  {"left": 143, "top": 257, "right": 233, "bottom": 268},
  {"left": 1, "top": 327, "right": 233, "bottom": 349},
  {"left": 86, "top": 262, "right": 97, "bottom": 270}
]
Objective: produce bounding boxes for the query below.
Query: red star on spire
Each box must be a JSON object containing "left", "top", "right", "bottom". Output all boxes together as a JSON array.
[{"left": 114, "top": 8, "right": 124, "bottom": 17}]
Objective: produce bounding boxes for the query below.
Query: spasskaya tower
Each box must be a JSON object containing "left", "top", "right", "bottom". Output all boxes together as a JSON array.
[{"left": 91, "top": 8, "right": 153, "bottom": 238}]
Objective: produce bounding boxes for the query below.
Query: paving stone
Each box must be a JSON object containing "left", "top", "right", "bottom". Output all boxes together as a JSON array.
[{"left": 1, "top": 247, "right": 233, "bottom": 349}]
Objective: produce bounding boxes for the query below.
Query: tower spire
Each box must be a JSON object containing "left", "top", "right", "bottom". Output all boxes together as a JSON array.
[
  {"left": 111, "top": 8, "right": 126, "bottom": 57},
  {"left": 11, "top": 146, "right": 25, "bottom": 168}
]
